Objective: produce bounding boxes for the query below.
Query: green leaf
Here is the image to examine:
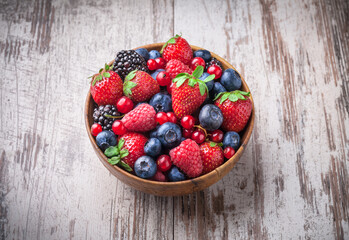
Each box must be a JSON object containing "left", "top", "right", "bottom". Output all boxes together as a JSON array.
[
  {"left": 104, "top": 114, "right": 123, "bottom": 119},
  {"left": 220, "top": 93, "right": 229, "bottom": 104},
  {"left": 188, "top": 78, "right": 196, "bottom": 87},
  {"left": 119, "top": 161, "right": 133, "bottom": 172},
  {"left": 125, "top": 70, "right": 137, "bottom": 81},
  {"left": 218, "top": 142, "right": 223, "bottom": 147},
  {"left": 238, "top": 90, "right": 250, "bottom": 96},
  {"left": 199, "top": 82, "right": 207, "bottom": 96},
  {"left": 123, "top": 81, "right": 137, "bottom": 96},
  {"left": 104, "top": 146, "right": 120, "bottom": 157},
  {"left": 203, "top": 74, "right": 215, "bottom": 82},
  {"left": 118, "top": 138, "right": 125, "bottom": 150},
  {"left": 120, "top": 149, "right": 129, "bottom": 158},
  {"left": 99, "top": 68, "right": 103, "bottom": 73},
  {"left": 176, "top": 77, "right": 187, "bottom": 88},
  {"left": 236, "top": 93, "right": 246, "bottom": 100},
  {"left": 108, "top": 156, "right": 121, "bottom": 165},
  {"left": 168, "top": 38, "right": 176, "bottom": 44},
  {"left": 210, "top": 142, "right": 217, "bottom": 147},
  {"left": 103, "top": 72, "right": 110, "bottom": 78},
  {"left": 192, "top": 65, "right": 204, "bottom": 79},
  {"left": 105, "top": 63, "right": 110, "bottom": 71},
  {"left": 173, "top": 75, "right": 188, "bottom": 83},
  {"left": 160, "top": 34, "right": 181, "bottom": 53},
  {"left": 228, "top": 93, "right": 238, "bottom": 102},
  {"left": 92, "top": 77, "right": 98, "bottom": 86},
  {"left": 213, "top": 92, "right": 226, "bottom": 101}
]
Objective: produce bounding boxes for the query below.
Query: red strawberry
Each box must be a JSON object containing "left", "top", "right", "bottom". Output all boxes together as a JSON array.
[
  {"left": 90, "top": 64, "right": 123, "bottom": 105},
  {"left": 118, "top": 132, "right": 148, "bottom": 168},
  {"left": 165, "top": 59, "right": 193, "bottom": 79},
  {"left": 121, "top": 103, "right": 157, "bottom": 132},
  {"left": 169, "top": 139, "right": 203, "bottom": 178},
  {"left": 171, "top": 66, "right": 214, "bottom": 119},
  {"left": 214, "top": 90, "right": 252, "bottom": 132},
  {"left": 123, "top": 70, "right": 160, "bottom": 103},
  {"left": 161, "top": 35, "right": 193, "bottom": 65},
  {"left": 200, "top": 142, "right": 224, "bottom": 174}
]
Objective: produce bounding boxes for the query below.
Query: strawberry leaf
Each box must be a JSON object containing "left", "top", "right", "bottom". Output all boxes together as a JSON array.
[
  {"left": 213, "top": 92, "right": 226, "bottom": 101},
  {"left": 105, "top": 64, "right": 110, "bottom": 71},
  {"left": 220, "top": 93, "right": 229, "bottom": 104},
  {"left": 118, "top": 138, "right": 125, "bottom": 150},
  {"left": 99, "top": 68, "right": 103, "bottom": 73},
  {"left": 176, "top": 78, "right": 187, "bottom": 88},
  {"left": 119, "top": 161, "right": 132, "bottom": 172},
  {"left": 192, "top": 65, "right": 204, "bottom": 79},
  {"left": 104, "top": 146, "right": 120, "bottom": 157},
  {"left": 125, "top": 70, "right": 137, "bottom": 81},
  {"left": 203, "top": 74, "right": 215, "bottom": 82},
  {"left": 123, "top": 81, "right": 137, "bottom": 96},
  {"left": 228, "top": 93, "right": 238, "bottom": 102},
  {"left": 108, "top": 156, "right": 121, "bottom": 165},
  {"left": 236, "top": 93, "right": 245, "bottom": 100},
  {"left": 188, "top": 78, "right": 196, "bottom": 87},
  {"left": 103, "top": 72, "right": 110, "bottom": 78},
  {"left": 120, "top": 149, "right": 129, "bottom": 158},
  {"left": 160, "top": 34, "right": 180, "bottom": 53},
  {"left": 209, "top": 142, "right": 217, "bottom": 147},
  {"left": 198, "top": 82, "right": 207, "bottom": 96},
  {"left": 238, "top": 90, "right": 250, "bottom": 96}
]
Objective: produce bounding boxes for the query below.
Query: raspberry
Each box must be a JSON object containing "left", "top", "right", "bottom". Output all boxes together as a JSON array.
[
  {"left": 169, "top": 139, "right": 203, "bottom": 178},
  {"left": 121, "top": 104, "right": 157, "bottom": 132},
  {"left": 165, "top": 59, "right": 193, "bottom": 79}
]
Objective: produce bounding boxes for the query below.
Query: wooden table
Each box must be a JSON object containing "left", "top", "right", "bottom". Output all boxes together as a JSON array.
[{"left": 0, "top": 0, "right": 348, "bottom": 239}]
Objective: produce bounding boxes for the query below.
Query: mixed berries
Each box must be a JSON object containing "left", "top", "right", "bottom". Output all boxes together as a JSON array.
[{"left": 89, "top": 35, "right": 252, "bottom": 182}]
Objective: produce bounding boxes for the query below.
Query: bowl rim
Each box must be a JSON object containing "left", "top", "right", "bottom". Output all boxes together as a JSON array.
[{"left": 85, "top": 43, "right": 255, "bottom": 187}]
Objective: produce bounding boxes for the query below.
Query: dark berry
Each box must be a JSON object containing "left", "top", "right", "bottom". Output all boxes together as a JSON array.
[
  {"left": 168, "top": 166, "right": 186, "bottom": 182},
  {"left": 181, "top": 115, "right": 195, "bottom": 129},
  {"left": 220, "top": 68, "right": 242, "bottom": 91},
  {"left": 96, "top": 130, "right": 117, "bottom": 151},
  {"left": 149, "top": 50, "right": 161, "bottom": 59},
  {"left": 223, "top": 131, "right": 241, "bottom": 151},
  {"left": 116, "top": 96, "right": 134, "bottom": 114},
  {"left": 193, "top": 50, "right": 211, "bottom": 62},
  {"left": 211, "top": 82, "right": 227, "bottom": 99},
  {"left": 205, "top": 57, "right": 223, "bottom": 71},
  {"left": 93, "top": 105, "right": 120, "bottom": 130},
  {"left": 134, "top": 156, "right": 157, "bottom": 179},
  {"left": 144, "top": 138, "right": 162, "bottom": 157},
  {"left": 113, "top": 50, "right": 149, "bottom": 80},
  {"left": 149, "top": 93, "right": 172, "bottom": 113},
  {"left": 112, "top": 120, "right": 127, "bottom": 135},
  {"left": 135, "top": 48, "right": 149, "bottom": 61},
  {"left": 91, "top": 123, "right": 102, "bottom": 137},
  {"left": 157, "top": 155, "right": 171, "bottom": 172},
  {"left": 199, "top": 104, "right": 223, "bottom": 131},
  {"left": 200, "top": 72, "right": 214, "bottom": 91},
  {"left": 157, "top": 122, "right": 182, "bottom": 148},
  {"left": 224, "top": 147, "right": 235, "bottom": 159},
  {"left": 150, "top": 126, "right": 159, "bottom": 138}
]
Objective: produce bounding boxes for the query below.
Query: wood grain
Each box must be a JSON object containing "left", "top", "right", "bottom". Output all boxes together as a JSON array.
[{"left": 0, "top": 0, "right": 348, "bottom": 239}]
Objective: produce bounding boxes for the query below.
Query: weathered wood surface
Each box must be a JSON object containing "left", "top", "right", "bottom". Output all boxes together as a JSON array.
[{"left": 0, "top": 0, "right": 348, "bottom": 239}]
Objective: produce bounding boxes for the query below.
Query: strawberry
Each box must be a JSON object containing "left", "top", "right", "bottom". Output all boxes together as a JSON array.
[
  {"left": 171, "top": 65, "right": 215, "bottom": 119},
  {"left": 90, "top": 64, "right": 123, "bottom": 105},
  {"left": 118, "top": 132, "right": 148, "bottom": 168},
  {"left": 214, "top": 90, "right": 252, "bottom": 132},
  {"left": 169, "top": 139, "right": 203, "bottom": 178},
  {"left": 165, "top": 59, "right": 193, "bottom": 79},
  {"left": 123, "top": 70, "right": 160, "bottom": 103},
  {"left": 161, "top": 35, "right": 193, "bottom": 65},
  {"left": 200, "top": 142, "right": 224, "bottom": 174},
  {"left": 121, "top": 103, "right": 157, "bottom": 132}
]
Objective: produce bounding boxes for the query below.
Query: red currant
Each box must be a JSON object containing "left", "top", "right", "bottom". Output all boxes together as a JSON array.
[
  {"left": 224, "top": 147, "right": 235, "bottom": 159},
  {"left": 147, "top": 59, "right": 159, "bottom": 70},
  {"left": 182, "top": 128, "right": 193, "bottom": 138},
  {"left": 156, "top": 71, "right": 171, "bottom": 86},
  {"left": 112, "top": 120, "right": 127, "bottom": 135},
  {"left": 207, "top": 64, "right": 222, "bottom": 79},
  {"left": 209, "top": 129, "right": 224, "bottom": 143},
  {"left": 191, "top": 130, "right": 205, "bottom": 144},
  {"left": 181, "top": 115, "right": 195, "bottom": 129},
  {"left": 157, "top": 155, "right": 172, "bottom": 172},
  {"left": 116, "top": 96, "right": 134, "bottom": 114},
  {"left": 166, "top": 112, "right": 177, "bottom": 123},
  {"left": 91, "top": 123, "right": 102, "bottom": 136},
  {"left": 156, "top": 112, "right": 169, "bottom": 125},
  {"left": 190, "top": 57, "right": 205, "bottom": 71},
  {"left": 155, "top": 57, "right": 166, "bottom": 69},
  {"left": 167, "top": 82, "right": 174, "bottom": 94}
]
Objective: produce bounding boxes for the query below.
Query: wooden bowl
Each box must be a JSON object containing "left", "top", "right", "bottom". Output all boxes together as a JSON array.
[{"left": 85, "top": 43, "right": 255, "bottom": 196}]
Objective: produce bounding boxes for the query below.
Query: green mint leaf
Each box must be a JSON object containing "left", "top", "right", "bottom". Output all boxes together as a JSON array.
[
  {"left": 104, "top": 146, "right": 120, "bottom": 157},
  {"left": 209, "top": 142, "right": 217, "bottom": 147},
  {"left": 99, "top": 68, "right": 103, "bottom": 73},
  {"left": 220, "top": 93, "right": 229, "bottom": 104},
  {"left": 199, "top": 82, "right": 206, "bottom": 96},
  {"left": 105, "top": 63, "right": 110, "bottom": 71},
  {"left": 176, "top": 78, "right": 187, "bottom": 88},
  {"left": 92, "top": 77, "right": 98, "bottom": 86},
  {"left": 228, "top": 93, "right": 238, "bottom": 102},
  {"left": 119, "top": 161, "right": 132, "bottom": 172},
  {"left": 120, "top": 149, "right": 129, "bottom": 158},
  {"left": 213, "top": 92, "right": 226, "bottom": 101},
  {"left": 188, "top": 78, "right": 196, "bottom": 87},
  {"left": 118, "top": 138, "right": 125, "bottom": 150},
  {"left": 125, "top": 70, "right": 137, "bottom": 81},
  {"left": 203, "top": 74, "right": 215, "bottom": 82},
  {"left": 103, "top": 72, "right": 110, "bottom": 78},
  {"left": 108, "top": 156, "right": 121, "bottom": 165},
  {"left": 192, "top": 65, "right": 204, "bottom": 79}
]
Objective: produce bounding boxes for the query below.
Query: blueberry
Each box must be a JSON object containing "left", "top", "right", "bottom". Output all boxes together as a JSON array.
[
  {"left": 203, "top": 96, "right": 213, "bottom": 105},
  {"left": 149, "top": 92, "right": 172, "bottom": 113},
  {"left": 157, "top": 122, "right": 182, "bottom": 148},
  {"left": 211, "top": 82, "right": 227, "bottom": 99},
  {"left": 134, "top": 156, "right": 157, "bottom": 179},
  {"left": 221, "top": 69, "right": 242, "bottom": 91},
  {"left": 193, "top": 50, "right": 211, "bottom": 62},
  {"left": 223, "top": 131, "right": 241, "bottom": 151},
  {"left": 199, "top": 72, "right": 214, "bottom": 91},
  {"left": 150, "top": 126, "right": 159, "bottom": 138},
  {"left": 168, "top": 166, "right": 186, "bottom": 182},
  {"left": 149, "top": 50, "right": 161, "bottom": 59},
  {"left": 135, "top": 48, "right": 150, "bottom": 61},
  {"left": 144, "top": 138, "right": 162, "bottom": 157},
  {"left": 199, "top": 104, "right": 223, "bottom": 131},
  {"left": 151, "top": 69, "right": 165, "bottom": 80},
  {"left": 96, "top": 130, "right": 117, "bottom": 151}
]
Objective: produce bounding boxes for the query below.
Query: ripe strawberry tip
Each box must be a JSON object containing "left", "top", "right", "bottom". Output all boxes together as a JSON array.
[{"left": 160, "top": 34, "right": 181, "bottom": 53}]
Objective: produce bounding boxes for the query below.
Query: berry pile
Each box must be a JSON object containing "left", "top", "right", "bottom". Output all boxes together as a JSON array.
[{"left": 89, "top": 35, "right": 252, "bottom": 182}]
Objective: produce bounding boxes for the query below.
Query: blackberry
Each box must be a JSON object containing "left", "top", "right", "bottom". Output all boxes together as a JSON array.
[
  {"left": 93, "top": 105, "right": 120, "bottom": 130},
  {"left": 205, "top": 57, "right": 223, "bottom": 71},
  {"left": 113, "top": 50, "right": 149, "bottom": 80}
]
